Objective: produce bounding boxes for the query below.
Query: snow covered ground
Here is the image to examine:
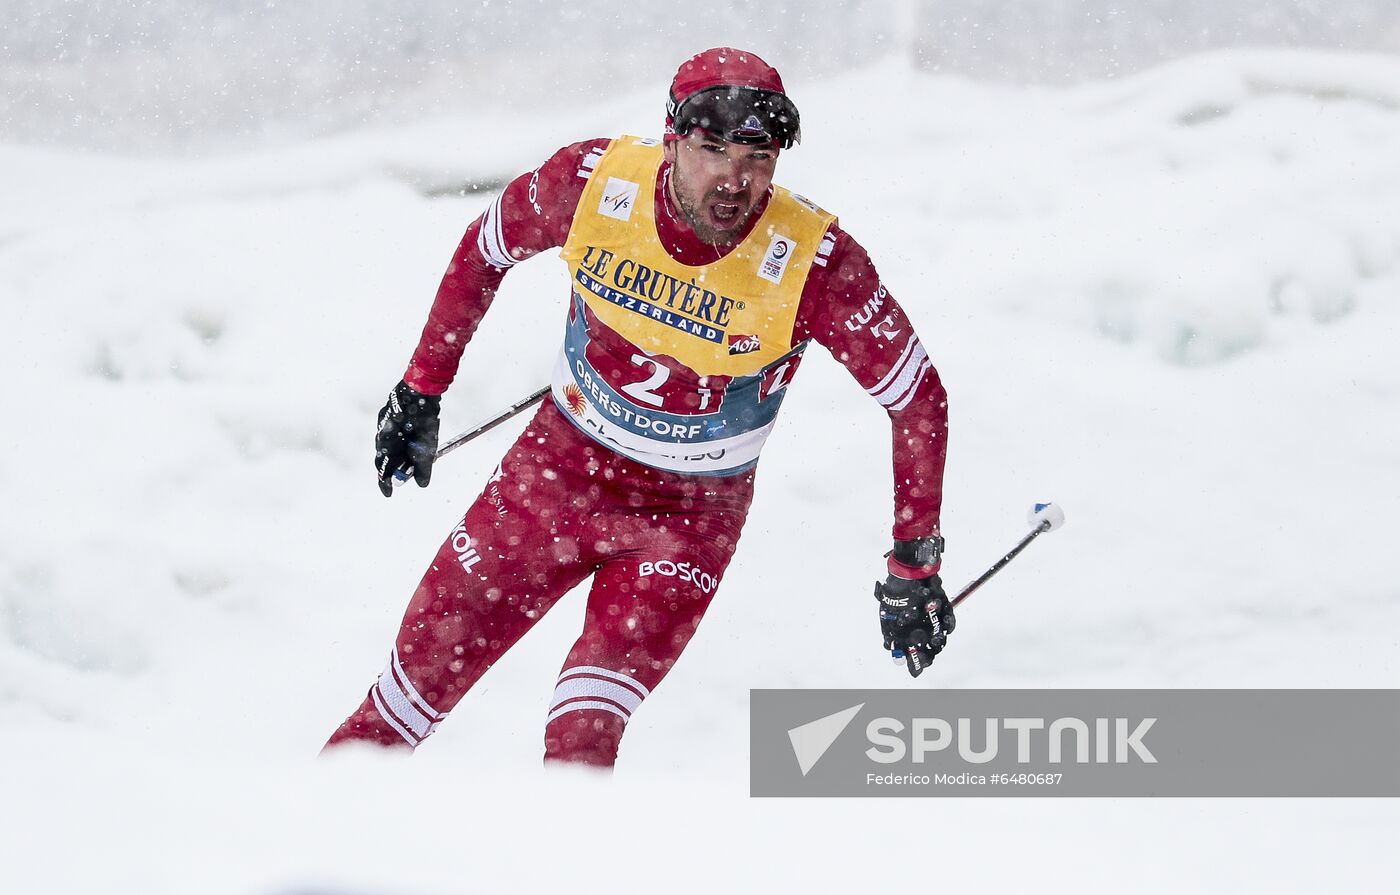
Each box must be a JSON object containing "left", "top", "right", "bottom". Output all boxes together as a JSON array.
[{"left": 3, "top": 47, "right": 1399, "bottom": 893}]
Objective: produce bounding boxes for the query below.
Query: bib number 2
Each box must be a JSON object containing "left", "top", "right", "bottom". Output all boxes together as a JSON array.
[{"left": 620, "top": 354, "right": 668, "bottom": 407}]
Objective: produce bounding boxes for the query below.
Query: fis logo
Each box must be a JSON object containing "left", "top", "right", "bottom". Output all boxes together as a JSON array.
[
  {"left": 599, "top": 177, "right": 640, "bottom": 222},
  {"left": 728, "top": 334, "right": 761, "bottom": 355}
]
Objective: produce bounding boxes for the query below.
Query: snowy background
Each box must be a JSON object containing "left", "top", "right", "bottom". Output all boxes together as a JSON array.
[{"left": 3, "top": 3, "right": 1400, "bottom": 893}]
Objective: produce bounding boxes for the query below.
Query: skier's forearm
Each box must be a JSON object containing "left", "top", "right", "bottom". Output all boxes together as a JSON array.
[
  {"left": 889, "top": 367, "right": 948, "bottom": 540},
  {"left": 796, "top": 227, "right": 949, "bottom": 539}
]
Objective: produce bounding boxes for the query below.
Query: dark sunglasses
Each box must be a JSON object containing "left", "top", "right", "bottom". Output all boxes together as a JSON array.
[{"left": 668, "top": 85, "right": 802, "bottom": 149}]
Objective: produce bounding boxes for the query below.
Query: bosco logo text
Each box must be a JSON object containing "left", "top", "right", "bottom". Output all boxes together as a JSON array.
[{"left": 639, "top": 559, "right": 716, "bottom": 594}]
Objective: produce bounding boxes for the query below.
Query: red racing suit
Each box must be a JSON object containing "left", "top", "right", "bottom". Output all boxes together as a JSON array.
[{"left": 325, "top": 138, "right": 949, "bottom": 766}]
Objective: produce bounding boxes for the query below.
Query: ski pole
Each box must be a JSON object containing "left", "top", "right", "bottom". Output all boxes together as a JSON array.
[
  {"left": 950, "top": 503, "right": 1065, "bottom": 608},
  {"left": 391, "top": 386, "right": 548, "bottom": 484},
  {"left": 434, "top": 386, "right": 550, "bottom": 461}
]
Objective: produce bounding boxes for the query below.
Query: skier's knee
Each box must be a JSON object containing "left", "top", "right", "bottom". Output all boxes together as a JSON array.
[{"left": 542, "top": 665, "right": 649, "bottom": 767}]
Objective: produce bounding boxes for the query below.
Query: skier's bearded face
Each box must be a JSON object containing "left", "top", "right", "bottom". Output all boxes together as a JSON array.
[{"left": 664, "top": 130, "right": 778, "bottom": 247}]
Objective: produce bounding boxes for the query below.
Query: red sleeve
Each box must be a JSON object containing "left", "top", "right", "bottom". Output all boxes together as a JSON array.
[
  {"left": 402, "top": 138, "right": 611, "bottom": 394},
  {"left": 794, "top": 226, "right": 949, "bottom": 542}
]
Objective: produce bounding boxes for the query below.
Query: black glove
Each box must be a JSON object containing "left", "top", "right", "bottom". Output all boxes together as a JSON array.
[
  {"left": 876, "top": 573, "right": 955, "bottom": 678},
  {"left": 374, "top": 381, "right": 441, "bottom": 497}
]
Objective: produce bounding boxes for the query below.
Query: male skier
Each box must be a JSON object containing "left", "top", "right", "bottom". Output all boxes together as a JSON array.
[{"left": 325, "top": 48, "right": 954, "bottom": 766}]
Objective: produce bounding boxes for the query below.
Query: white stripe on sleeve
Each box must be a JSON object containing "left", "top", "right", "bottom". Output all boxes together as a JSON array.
[
  {"left": 475, "top": 194, "right": 517, "bottom": 269},
  {"left": 868, "top": 337, "right": 929, "bottom": 408},
  {"left": 887, "top": 358, "right": 932, "bottom": 412},
  {"left": 867, "top": 335, "right": 917, "bottom": 398}
]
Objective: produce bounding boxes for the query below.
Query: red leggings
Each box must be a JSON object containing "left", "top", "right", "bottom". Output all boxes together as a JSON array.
[{"left": 325, "top": 401, "right": 753, "bottom": 766}]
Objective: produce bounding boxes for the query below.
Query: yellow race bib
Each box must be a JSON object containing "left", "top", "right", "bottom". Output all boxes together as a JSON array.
[{"left": 551, "top": 135, "right": 836, "bottom": 475}]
